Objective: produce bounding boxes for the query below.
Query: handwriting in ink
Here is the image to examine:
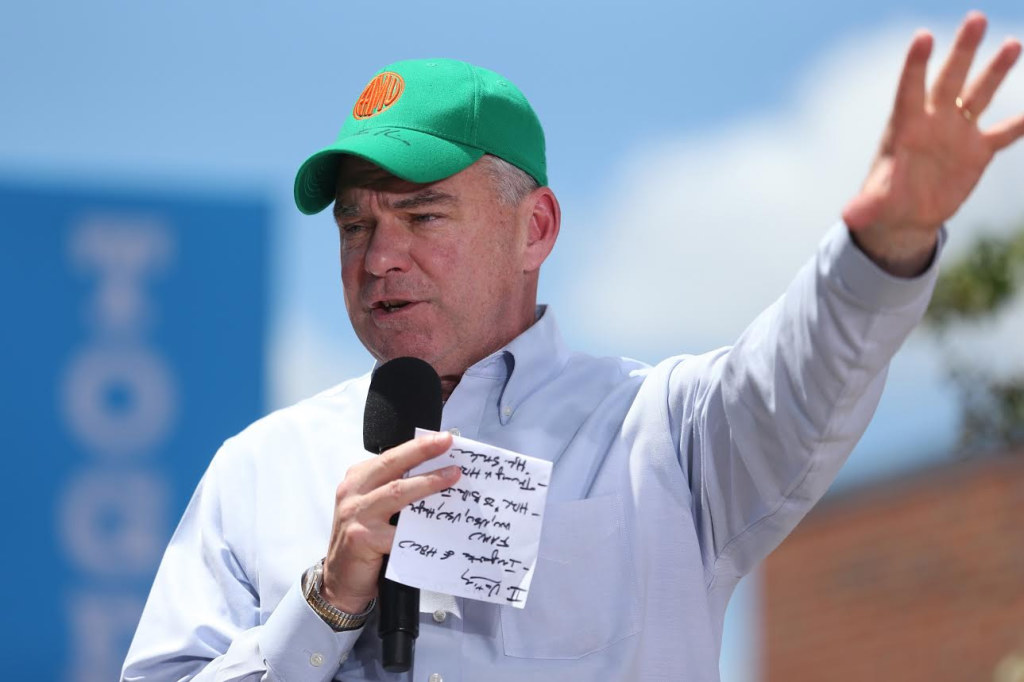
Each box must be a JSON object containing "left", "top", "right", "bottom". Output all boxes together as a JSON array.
[
  {"left": 436, "top": 504, "right": 463, "bottom": 524},
  {"left": 397, "top": 540, "right": 439, "bottom": 558},
  {"left": 442, "top": 486, "right": 479, "bottom": 503},
  {"left": 394, "top": 432, "right": 552, "bottom": 607},
  {"left": 503, "top": 456, "right": 527, "bottom": 473},
  {"left": 460, "top": 465, "right": 482, "bottom": 480},
  {"left": 505, "top": 585, "right": 528, "bottom": 604},
  {"left": 467, "top": 531, "right": 510, "bottom": 548},
  {"left": 408, "top": 499, "right": 436, "bottom": 518},
  {"left": 452, "top": 447, "right": 502, "bottom": 468},
  {"left": 495, "top": 466, "right": 537, "bottom": 491},
  {"left": 462, "top": 548, "right": 523, "bottom": 570},
  {"left": 460, "top": 569, "right": 502, "bottom": 598},
  {"left": 465, "top": 512, "right": 492, "bottom": 529},
  {"left": 351, "top": 127, "right": 411, "bottom": 146},
  {"left": 502, "top": 499, "right": 529, "bottom": 515}
]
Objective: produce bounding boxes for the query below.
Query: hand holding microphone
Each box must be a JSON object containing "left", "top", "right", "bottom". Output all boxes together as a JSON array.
[
  {"left": 319, "top": 358, "right": 459, "bottom": 672},
  {"left": 319, "top": 433, "right": 458, "bottom": 608}
]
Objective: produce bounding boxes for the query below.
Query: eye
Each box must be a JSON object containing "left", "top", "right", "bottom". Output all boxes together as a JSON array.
[
  {"left": 411, "top": 213, "right": 441, "bottom": 224},
  {"left": 339, "top": 222, "right": 367, "bottom": 236}
]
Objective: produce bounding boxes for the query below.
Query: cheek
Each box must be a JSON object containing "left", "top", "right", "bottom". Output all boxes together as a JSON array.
[{"left": 339, "top": 257, "right": 362, "bottom": 313}]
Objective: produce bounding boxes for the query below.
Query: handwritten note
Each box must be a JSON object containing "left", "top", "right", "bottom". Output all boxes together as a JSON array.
[{"left": 385, "top": 429, "right": 552, "bottom": 608}]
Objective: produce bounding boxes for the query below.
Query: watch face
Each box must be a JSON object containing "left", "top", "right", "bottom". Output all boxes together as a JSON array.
[
  {"left": 313, "top": 562, "right": 325, "bottom": 591},
  {"left": 301, "top": 563, "right": 317, "bottom": 599}
]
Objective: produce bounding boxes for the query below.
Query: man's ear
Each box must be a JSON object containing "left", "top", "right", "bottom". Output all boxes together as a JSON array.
[{"left": 521, "top": 187, "right": 561, "bottom": 272}]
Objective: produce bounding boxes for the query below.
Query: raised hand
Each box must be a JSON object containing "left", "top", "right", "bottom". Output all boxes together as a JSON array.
[
  {"left": 843, "top": 11, "right": 1024, "bottom": 276},
  {"left": 321, "top": 432, "right": 460, "bottom": 613}
]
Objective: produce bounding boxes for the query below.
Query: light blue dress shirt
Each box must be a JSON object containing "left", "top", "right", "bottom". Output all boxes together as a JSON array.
[{"left": 123, "top": 223, "right": 940, "bottom": 681}]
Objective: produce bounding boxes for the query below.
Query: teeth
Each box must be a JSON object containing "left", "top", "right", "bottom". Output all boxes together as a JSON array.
[{"left": 381, "top": 301, "right": 407, "bottom": 311}]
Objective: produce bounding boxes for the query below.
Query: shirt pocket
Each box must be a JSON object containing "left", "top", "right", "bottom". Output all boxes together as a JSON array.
[{"left": 499, "top": 494, "right": 640, "bottom": 659}]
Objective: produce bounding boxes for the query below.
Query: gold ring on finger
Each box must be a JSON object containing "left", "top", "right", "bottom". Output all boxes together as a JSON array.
[{"left": 955, "top": 96, "right": 974, "bottom": 122}]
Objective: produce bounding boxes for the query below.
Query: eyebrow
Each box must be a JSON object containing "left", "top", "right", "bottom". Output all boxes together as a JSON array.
[{"left": 334, "top": 189, "right": 458, "bottom": 222}]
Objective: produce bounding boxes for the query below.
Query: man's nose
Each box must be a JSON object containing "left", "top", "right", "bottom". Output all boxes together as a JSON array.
[{"left": 364, "top": 217, "right": 412, "bottom": 277}]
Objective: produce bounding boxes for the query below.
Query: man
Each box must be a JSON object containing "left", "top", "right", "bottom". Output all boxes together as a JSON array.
[{"left": 124, "top": 12, "right": 1024, "bottom": 681}]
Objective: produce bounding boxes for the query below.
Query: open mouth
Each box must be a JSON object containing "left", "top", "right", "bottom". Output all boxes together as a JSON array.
[{"left": 373, "top": 299, "right": 414, "bottom": 313}]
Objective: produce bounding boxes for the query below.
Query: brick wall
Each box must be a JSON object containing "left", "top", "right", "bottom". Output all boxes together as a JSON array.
[{"left": 762, "top": 452, "right": 1024, "bottom": 682}]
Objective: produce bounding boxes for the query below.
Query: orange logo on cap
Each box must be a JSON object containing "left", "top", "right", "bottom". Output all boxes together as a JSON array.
[{"left": 353, "top": 72, "right": 405, "bottom": 120}]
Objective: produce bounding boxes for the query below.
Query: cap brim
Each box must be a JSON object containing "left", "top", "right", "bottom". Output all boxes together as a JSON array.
[{"left": 294, "top": 129, "right": 486, "bottom": 215}]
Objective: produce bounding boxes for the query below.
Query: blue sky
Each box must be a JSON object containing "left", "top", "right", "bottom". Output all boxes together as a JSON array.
[{"left": 4, "top": 1, "right": 1024, "bottom": 679}]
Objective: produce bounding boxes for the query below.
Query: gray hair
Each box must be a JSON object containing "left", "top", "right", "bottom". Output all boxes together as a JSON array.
[{"left": 479, "top": 154, "right": 540, "bottom": 206}]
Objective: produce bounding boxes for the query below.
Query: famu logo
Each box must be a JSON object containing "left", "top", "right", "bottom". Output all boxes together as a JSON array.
[{"left": 353, "top": 72, "right": 405, "bottom": 119}]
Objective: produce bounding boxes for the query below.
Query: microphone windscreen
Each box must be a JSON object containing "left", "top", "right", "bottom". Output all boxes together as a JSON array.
[{"left": 363, "top": 357, "right": 443, "bottom": 454}]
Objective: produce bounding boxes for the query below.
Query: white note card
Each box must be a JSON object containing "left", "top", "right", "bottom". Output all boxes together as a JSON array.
[{"left": 385, "top": 429, "right": 552, "bottom": 609}]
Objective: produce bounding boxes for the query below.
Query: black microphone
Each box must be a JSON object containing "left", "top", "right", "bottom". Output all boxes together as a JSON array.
[{"left": 363, "top": 357, "right": 442, "bottom": 673}]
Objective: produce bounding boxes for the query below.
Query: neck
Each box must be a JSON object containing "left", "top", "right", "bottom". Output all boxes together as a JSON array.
[
  {"left": 439, "top": 374, "right": 461, "bottom": 403},
  {"left": 435, "top": 298, "right": 539, "bottom": 403}
]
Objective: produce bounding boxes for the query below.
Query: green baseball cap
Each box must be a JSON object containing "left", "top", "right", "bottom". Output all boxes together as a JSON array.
[{"left": 294, "top": 58, "right": 547, "bottom": 215}]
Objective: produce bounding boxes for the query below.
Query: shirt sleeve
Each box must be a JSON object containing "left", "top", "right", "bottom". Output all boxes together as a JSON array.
[
  {"left": 671, "top": 222, "right": 943, "bottom": 580},
  {"left": 121, "top": 445, "right": 364, "bottom": 681}
]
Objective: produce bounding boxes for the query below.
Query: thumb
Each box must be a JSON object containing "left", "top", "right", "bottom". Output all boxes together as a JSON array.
[{"left": 842, "top": 190, "right": 883, "bottom": 232}]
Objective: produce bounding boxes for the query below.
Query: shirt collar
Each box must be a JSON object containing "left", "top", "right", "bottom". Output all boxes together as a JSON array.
[
  {"left": 470, "top": 305, "right": 570, "bottom": 425},
  {"left": 369, "top": 306, "right": 571, "bottom": 425}
]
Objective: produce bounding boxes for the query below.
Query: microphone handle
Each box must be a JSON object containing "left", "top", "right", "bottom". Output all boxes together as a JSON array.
[{"left": 379, "top": 511, "right": 419, "bottom": 673}]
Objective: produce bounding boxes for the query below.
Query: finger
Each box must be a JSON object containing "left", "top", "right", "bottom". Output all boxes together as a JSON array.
[
  {"left": 361, "top": 462, "right": 462, "bottom": 519},
  {"left": 321, "top": 523, "right": 396, "bottom": 611},
  {"left": 930, "top": 11, "right": 987, "bottom": 106},
  {"left": 983, "top": 111, "right": 1024, "bottom": 151},
  {"left": 960, "top": 38, "right": 1022, "bottom": 118},
  {"left": 333, "top": 519, "right": 398, "bottom": 560},
  {"left": 892, "top": 30, "right": 933, "bottom": 124},
  {"left": 356, "top": 431, "right": 454, "bottom": 491}
]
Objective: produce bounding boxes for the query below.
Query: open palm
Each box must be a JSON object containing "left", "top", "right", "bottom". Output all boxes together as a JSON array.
[{"left": 843, "top": 12, "right": 1024, "bottom": 276}]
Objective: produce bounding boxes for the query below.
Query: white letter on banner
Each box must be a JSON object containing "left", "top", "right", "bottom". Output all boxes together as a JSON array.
[
  {"left": 65, "top": 591, "right": 145, "bottom": 682},
  {"left": 61, "top": 346, "right": 178, "bottom": 460},
  {"left": 70, "top": 216, "right": 173, "bottom": 335},
  {"left": 58, "top": 471, "right": 169, "bottom": 576}
]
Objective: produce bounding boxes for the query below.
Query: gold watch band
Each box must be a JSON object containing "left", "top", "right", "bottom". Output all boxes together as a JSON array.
[{"left": 301, "top": 558, "right": 376, "bottom": 632}]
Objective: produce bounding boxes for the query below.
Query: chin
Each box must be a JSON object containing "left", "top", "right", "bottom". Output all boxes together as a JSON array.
[{"left": 373, "top": 338, "right": 440, "bottom": 367}]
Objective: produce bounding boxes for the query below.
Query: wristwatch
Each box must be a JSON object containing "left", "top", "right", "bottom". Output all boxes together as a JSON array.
[{"left": 302, "top": 558, "right": 377, "bottom": 632}]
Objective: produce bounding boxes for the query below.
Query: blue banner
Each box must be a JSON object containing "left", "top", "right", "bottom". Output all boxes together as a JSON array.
[{"left": 0, "top": 181, "right": 268, "bottom": 681}]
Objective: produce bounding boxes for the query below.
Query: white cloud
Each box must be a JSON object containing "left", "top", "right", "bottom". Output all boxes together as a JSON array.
[
  {"left": 267, "top": 306, "right": 374, "bottom": 410},
  {"left": 567, "top": 21, "right": 1024, "bottom": 356}
]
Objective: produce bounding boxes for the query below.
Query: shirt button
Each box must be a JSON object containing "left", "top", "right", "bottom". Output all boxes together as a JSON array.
[
  {"left": 502, "top": 405, "right": 513, "bottom": 418},
  {"left": 448, "top": 427, "right": 461, "bottom": 437},
  {"left": 310, "top": 653, "right": 324, "bottom": 667},
  {"left": 432, "top": 609, "right": 447, "bottom": 623},
  {"left": 428, "top": 674, "right": 443, "bottom": 682}
]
